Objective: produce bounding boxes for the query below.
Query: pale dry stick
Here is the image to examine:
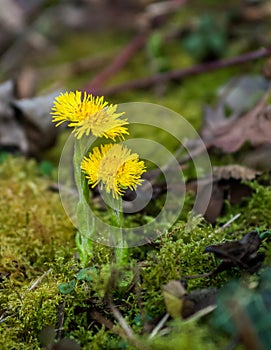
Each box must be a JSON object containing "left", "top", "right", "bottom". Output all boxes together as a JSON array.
[
  {"left": 215, "top": 213, "right": 241, "bottom": 234},
  {"left": 0, "top": 310, "right": 10, "bottom": 323},
  {"left": 151, "top": 306, "right": 217, "bottom": 337},
  {"left": 149, "top": 304, "right": 216, "bottom": 340},
  {"left": 183, "top": 305, "right": 217, "bottom": 323},
  {"left": 105, "top": 268, "right": 149, "bottom": 349},
  {"left": 148, "top": 312, "right": 170, "bottom": 339},
  {"left": 0, "top": 268, "right": 53, "bottom": 323},
  {"left": 146, "top": 0, "right": 186, "bottom": 18},
  {"left": 109, "top": 302, "right": 151, "bottom": 350},
  {"left": 28, "top": 268, "right": 52, "bottom": 291},
  {"left": 110, "top": 303, "right": 135, "bottom": 340}
]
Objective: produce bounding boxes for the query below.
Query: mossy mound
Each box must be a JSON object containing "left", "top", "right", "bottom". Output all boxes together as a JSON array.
[{"left": 0, "top": 156, "right": 271, "bottom": 349}]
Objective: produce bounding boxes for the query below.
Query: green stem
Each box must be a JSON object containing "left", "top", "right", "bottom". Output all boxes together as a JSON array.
[
  {"left": 103, "top": 192, "right": 128, "bottom": 267},
  {"left": 73, "top": 138, "right": 94, "bottom": 266}
]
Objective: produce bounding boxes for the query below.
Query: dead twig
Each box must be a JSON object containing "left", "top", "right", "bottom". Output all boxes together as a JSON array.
[
  {"left": 104, "top": 267, "right": 151, "bottom": 350},
  {"left": 215, "top": 213, "right": 241, "bottom": 233},
  {"left": 28, "top": 268, "right": 52, "bottom": 291},
  {"left": 84, "top": 31, "right": 149, "bottom": 93},
  {"left": 56, "top": 302, "right": 65, "bottom": 341},
  {"left": 108, "top": 300, "right": 152, "bottom": 350},
  {"left": 84, "top": 0, "right": 188, "bottom": 94},
  {"left": 97, "top": 47, "right": 271, "bottom": 96},
  {"left": 89, "top": 310, "right": 115, "bottom": 330},
  {"left": 148, "top": 313, "right": 169, "bottom": 339},
  {"left": 110, "top": 302, "right": 135, "bottom": 340},
  {"left": 0, "top": 268, "right": 53, "bottom": 323}
]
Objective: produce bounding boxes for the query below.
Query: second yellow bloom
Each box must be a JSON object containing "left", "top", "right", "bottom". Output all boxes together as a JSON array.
[{"left": 81, "top": 143, "right": 146, "bottom": 199}]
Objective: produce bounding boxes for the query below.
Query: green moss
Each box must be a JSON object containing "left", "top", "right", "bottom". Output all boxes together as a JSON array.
[
  {"left": 140, "top": 215, "right": 228, "bottom": 318},
  {"left": 1, "top": 154, "right": 271, "bottom": 349},
  {"left": 0, "top": 157, "right": 74, "bottom": 277},
  {"left": 0, "top": 0, "right": 269, "bottom": 346}
]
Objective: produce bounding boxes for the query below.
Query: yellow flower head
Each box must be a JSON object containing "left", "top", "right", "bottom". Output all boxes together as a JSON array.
[
  {"left": 51, "top": 91, "right": 129, "bottom": 140},
  {"left": 81, "top": 143, "right": 146, "bottom": 199}
]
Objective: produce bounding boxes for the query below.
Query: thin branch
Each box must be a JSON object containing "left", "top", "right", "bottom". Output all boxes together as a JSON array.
[
  {"left": 84, "top": 31, "right": 149, "bottom": 93},
  {"left": 97, "top": 46, "right": 271, "bottom": 96},
  {"left": 0, "top": 268, "right": 52, "bottom": 323},
  {"left": 148, "top": 313, "right": 169, "bottom": 339},
  {"left": 109, "top": 301, "right": 152, "bottom": 350},
  {"left": 28, "top": 268, "right": 52, "bottom": 291},
  {"left": 215, "top": 213, "right": 241, "bottom": 233},
  {"left": 83, "top": 0, "right": 187, "bottom": 93},
  {"left": 104, "top": 268, "right": 151, "bottom": 350},
  {"left": 110, "top": 303, "right": 135, "bottom": 340},
  {"left": 56, "top": 302, "right": 65, "bottom": 341},
  {"left": 89, "top": 311, "right": 115, "bottom": 330}
]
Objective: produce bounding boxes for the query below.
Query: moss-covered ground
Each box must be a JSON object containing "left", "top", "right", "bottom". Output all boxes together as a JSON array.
[
  {"left": 1, "top": 153, "right": 271, "bottom": 349},
  {"left": 1, "top": 1, "right": 271, "bottom": 348}
]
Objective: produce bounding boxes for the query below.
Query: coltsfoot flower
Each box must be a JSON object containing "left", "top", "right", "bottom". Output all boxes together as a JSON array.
[
  {"left": 81, "top": 143, "right": 146, "bottom": 199},
  {"left": 51, "top": 91, "right": 128, "bottom": 140}
]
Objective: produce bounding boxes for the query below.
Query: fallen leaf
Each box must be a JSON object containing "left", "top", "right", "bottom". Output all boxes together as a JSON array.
[
  {"left": 201, "top": 89, "right": 271, "bottom": 153},
  {"left": 12, "top": 91, "right": 60, "bottom": 156},
  {"left": 218, "top": 75, "right": 269, "bottom": 114},
  {"left": 204, "top": 231, "right": 264, "bottom": 274},
  {"left": 212, "top": 164, "right": 261, "bottom": 181},
  {"left": 0, "top": 80, "right": 61, "bottom": 157},
  {"left": 199, "top": 182, "right": 224, "bottom": 224},
  {"left": 189, "top": 164, "right": 259, "bottom": 223},
  {"left": 201, "top": 101, "right": 239, "bottom": 142},
  {"left": 0, "top": 80, "right": 28, "bottom": 153}
]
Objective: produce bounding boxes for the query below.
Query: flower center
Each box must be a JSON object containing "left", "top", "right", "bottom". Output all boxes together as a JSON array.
[{"left": 98, "top": 153, "right": 123, "bottom": 187}]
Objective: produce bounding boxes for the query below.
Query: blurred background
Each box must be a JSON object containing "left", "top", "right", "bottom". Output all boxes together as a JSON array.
[{"left": 0, "top": 0, "right": 271, "bottom": 160}]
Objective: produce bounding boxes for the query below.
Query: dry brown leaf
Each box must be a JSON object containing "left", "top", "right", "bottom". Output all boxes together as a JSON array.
[
  {"left": 201, "top": 90, "right": 271, "bottom": 153},
  {"left": 204, "top": 231, "right": 264, "bottom": 274},
  {"left": 0, "top": 80, "right": 61, "bottom": 156},
  {"left": 0, "top": 80, "right": 28, "bottom": 153},
  {"left": 189, "top": 164, "right": 260, "bottom": 223},
  {"left": 213, "top": 164, "right": 261, "bottom": 181}
]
